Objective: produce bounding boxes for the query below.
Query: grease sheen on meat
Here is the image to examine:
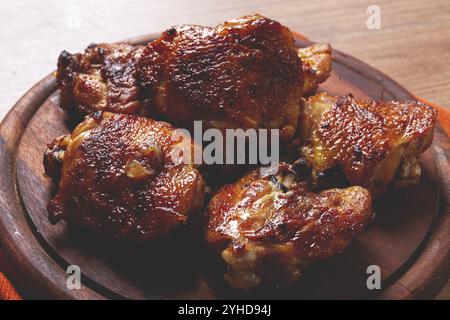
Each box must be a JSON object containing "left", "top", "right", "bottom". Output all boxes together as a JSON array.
[
  {"left": 57, "top": 43, "right": 147, "bottom": 116},
  {"left": 206, "top": 163, "right": 373, "bottom": 289},
  {"left": 56, "top": 14, "right": 332, "bottom": 142},
  {"left": 139, "top": 14, "right": 305, "bottom": 141},
  {"left": 299, "top": 93, "right": 437, "bottom": 195},
  {"left": 44, "top": 112, "right": 204, "bottom": 242}
]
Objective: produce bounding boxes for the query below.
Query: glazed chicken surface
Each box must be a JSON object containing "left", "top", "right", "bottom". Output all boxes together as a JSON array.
[
  {"left": 57, "top": 43, "right": 147, "bottom": 116},
  {"left": 206, "top": 163, "right": 373, "bottom": 290},
  {"left": 47, "top": 13, "right": 440, "bottom": 292},
  {"left": 139, "top": 13, "right": 302, "bottom": 142},
  {"left": 298, "top": 43, "right": 332, "bottom": 96},
  {"left": 57, "top": 14, "right": 331, "bottom": 142},
  {"left": 299, "top": 93, "right": 437, "bottom": 195},
  {"left": 44, "top": 112, "right": 204, "bottom": 242}
]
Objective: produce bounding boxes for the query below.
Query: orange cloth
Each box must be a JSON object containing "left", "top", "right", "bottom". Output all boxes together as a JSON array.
[{"left": 0, "top": 272, "right": 21, "bottom": 300}]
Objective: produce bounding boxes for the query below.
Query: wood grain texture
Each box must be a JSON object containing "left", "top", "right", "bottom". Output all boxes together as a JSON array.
[{"left": 0, "top": 34, "right": 449, "bottom": 299}]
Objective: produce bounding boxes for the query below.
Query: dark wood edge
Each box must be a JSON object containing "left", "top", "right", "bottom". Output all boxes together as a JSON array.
[
  {"left": 0, "top": 75, "right": 104, "bottom": 299},
  {"left": 376, "top": 126, "right": 450, "bottom": 299},
  {"left": 0, "top": 32, "right": 448, "bottom": 300}
]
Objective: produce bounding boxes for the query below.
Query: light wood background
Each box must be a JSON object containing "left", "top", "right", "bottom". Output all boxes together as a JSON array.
[{"left": 0, "top": 0, "right": 449, "bottom": 299}]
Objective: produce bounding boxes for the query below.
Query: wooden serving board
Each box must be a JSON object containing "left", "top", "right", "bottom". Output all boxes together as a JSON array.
[{"left": 0, "top": 34, "right": 449, "bottom": 300}]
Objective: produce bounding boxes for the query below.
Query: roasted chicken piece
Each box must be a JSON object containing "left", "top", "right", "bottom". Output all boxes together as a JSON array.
[
  {"left": 298, "top": 43, "right": 332, "bottom": 96},
  {"left": 57, "top": 43, "right": 147, "bottom": 116},
  {"left": 44, "top": 112, "right": 205, "bottom": 242},
  {"left": 206, "top": 163, "right": 373, "bottom": 290},
  {"left": 57, "top": 14, "right": 331, "bottom": 142},
  {"left": 138, "top": 13, "right": 303, "bottom": 142},
  {"left": 139, "top": 13, "right": 331, "bottom": 142},
  {"left": 299, "top": 93, "right": 437, "bottom": 195}
]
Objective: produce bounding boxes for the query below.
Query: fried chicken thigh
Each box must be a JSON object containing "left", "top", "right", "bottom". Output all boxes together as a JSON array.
[
  {"left": 57, "top": 14, "right": 331, "bottom": 142},
  {"left": 299, "top": 93, "right": 437, "bottom": 195},
  {"left": 57, "top": 43, "right": 147, "bottom": 116},
  {"left": 139, "top": 14, "right": 306, "bottom": 141},
  {"left": 298, "top": 43, "right": 332, "bottom": 96},
  {"left": 206, "top": 163, "right": 373, "bottom": 289},
  {"left": 44, "top": 112, "right": 204, "bottom": 242}
]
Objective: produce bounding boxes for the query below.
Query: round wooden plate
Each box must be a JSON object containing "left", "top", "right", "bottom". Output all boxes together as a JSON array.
[{"left": 0, "top": 34, "right": 449, "bottom": 300}]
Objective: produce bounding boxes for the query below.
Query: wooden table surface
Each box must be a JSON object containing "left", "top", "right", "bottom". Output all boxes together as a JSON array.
[{"left": 1, "top": 0, "right": 449, "bottom": 299}]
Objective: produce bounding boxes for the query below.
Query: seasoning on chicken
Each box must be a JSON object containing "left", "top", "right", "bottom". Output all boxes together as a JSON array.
[
  {"left": 206, "top": 163, "right": 373, "bottom": 290},
  {"left": 299, "top": 93, "right": 437, "bottom": 195},
  {"left": 44, "top": 112, "right": 205, "bottom": 242}
]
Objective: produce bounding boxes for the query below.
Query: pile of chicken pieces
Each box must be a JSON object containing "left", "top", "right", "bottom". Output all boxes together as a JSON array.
[{"left": 44, "top": 14, "right": 437, "bottom": 290}]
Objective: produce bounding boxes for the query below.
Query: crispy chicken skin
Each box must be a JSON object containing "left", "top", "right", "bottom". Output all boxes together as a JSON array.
[
  {"left": 139, "top": 14, "right": 304, "bottom": 141},
  {"left": 44, "top": 112, "right": 204, "bottom": 242},
  {"left": 299, "top": 93, "right": 437, "bottom": 195},
  {"left": 206, "top": 163, "right": 373, "bottom": 289},
  {"left": 57, "top": 14, "right": 331, "bottom": 142},
  {"left": 57, "top": 43, "right": 147, "bottom": 116},
  {"left": 298, "top": 43, "right": 332, "bottom": 96}
]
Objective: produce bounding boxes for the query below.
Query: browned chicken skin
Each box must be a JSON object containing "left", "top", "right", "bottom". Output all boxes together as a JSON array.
[
  {"left": 57, "top": 43, "right": 147, "bottom": 116},
  {"left": 206, "top": 163, "right": 373, "bottom": 289},
  {"left": 299, "top": 93, "right": 437, "bottom": 195},
  {"left": 44, "top": 112, "right": 205, "bottom": 242},
  {"left": 48, "top": 14, "right": 438, "bottom": 291},
  {"left": 298, "top": 43, "right": 332, "bottom": 96},
  {"left": 139, "top": 14, "right": 304, "bottom": 142},
  {"left": 57, "top": 14, "right": 331, "bottom": 141}
]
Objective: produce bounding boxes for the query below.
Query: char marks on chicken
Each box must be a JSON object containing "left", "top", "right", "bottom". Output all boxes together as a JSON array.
[
  {"left": 44, "top": 112, "right": 204, "bottom": 242},
  {"left": 57, "top": 43, "right": 147, "bottom": 116},
  {"left": 206, "top": 163, "right": 373, "bottom": 289},
  {"left": 57, "top": 14, "right": 332, "bottom": 142},
  {"left": 299, "top": 93, "right": 437, "bottom": 195},
  {"left": 139, "top": 14, "right": 304, "bottom": 142},
  {"left": 48, "top": 14, "right": 439, "bottom": 291}
]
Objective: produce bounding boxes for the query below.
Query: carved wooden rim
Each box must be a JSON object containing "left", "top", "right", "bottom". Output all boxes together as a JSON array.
[{"left": 0, "top": 33, "right": 448, "bottom": 300}]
